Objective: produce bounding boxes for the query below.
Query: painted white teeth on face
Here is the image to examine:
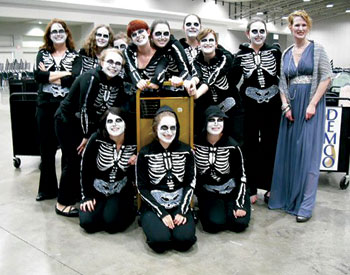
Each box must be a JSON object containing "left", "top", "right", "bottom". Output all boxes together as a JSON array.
[
  {"left": 248, "top": 22, "right": 266, "bottom": 46},
  {"left": 106, "top": 113, "right": 125, "bottom": 136},
  {"left": 132, "top": 29, "right": 148, "bottom": 46},
  {"left": 200, "top": 33, "right": 216, "bottom": 54},
  {"left": 157, "top": 116, "right": 176, "bottom": 144},
  {"left": 184, "top": 15, "right": 200, "bottom": 38},
  {"left": 50, "top": 23, "right": 67, "bottom": 44},
  {"left": 207, "top": 117, "right": 224, "bottom": 135},
  {"left": 95, "top": 27, "right": 109, "bottom": 48},
  {"left": 102, "top": 52, "right": 123, "bottom": 78},
  {"left": 152, "top": 23, "right": 170, "bottom": 48}
]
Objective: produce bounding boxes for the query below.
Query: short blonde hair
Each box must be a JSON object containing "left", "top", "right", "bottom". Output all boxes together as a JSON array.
[
  {"left": 99, "top": 48, "right": 125, "bottom": 65},
  {"left": 288, "top": 10, "right": 312, "bottom": 29},
  {"left": 197, "top": 28, "right": 218, "bottom": 43}
]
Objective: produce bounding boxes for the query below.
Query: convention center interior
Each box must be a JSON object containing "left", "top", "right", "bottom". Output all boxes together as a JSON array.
[{"left": 0, "top": 0, "right": 349, "bottom": 274}]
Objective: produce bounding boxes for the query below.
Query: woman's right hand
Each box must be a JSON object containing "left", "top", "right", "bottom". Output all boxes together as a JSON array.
[
  {"left": 136, "top": 79, "right": 149, "bottom": 90},
  {"left": 162, "top": 214, "right": 175, "bottom": 229},
  {"left": 77, "top": 138, "right": 88, "bottom": 155},
  {"left": 80, "top": 198, "right": 96, "bottom": 212},
  {"left": 285, "top": 109, "right": 294, "bottom": 122}
]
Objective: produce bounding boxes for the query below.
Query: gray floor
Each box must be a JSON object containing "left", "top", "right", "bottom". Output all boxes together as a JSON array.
[{"left": 0, "top": 86, "right": 349, "bottom": 275}]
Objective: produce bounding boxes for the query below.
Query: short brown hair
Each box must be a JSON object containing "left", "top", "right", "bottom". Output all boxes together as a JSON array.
[
  {"left": 40, "top": 18, "right": 75, "bottom": 53},
  {"left": 197, "top": 28, "right": 218, "bottom": 43},
  {"left": 288, "top": 10, "right": 312, "bottom": 29}
]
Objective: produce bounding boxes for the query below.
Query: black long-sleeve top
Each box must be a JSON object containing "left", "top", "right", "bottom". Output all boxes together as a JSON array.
[
  {"left": 34, "top": 49, "right": 81, "bottom": 106},
  {"left": 79, "top": 48, "right": 99, "bottom": 75},
  {"left": 78, "top": 67, "right": 128, "bottom": 138},
  {"left": 124, "top": 43, "right": 167, "bottom": 87},
  {"left": 194, "top": 134, "right": 247, "bottom": 211},
  {"left": 231, "top": 43, "right": 281, "bottom": 92},
  {"left": 157, "top": 35, "right": 191, "bottom": 81},
  {"left": 136, "top": 140, "right": 196, "bottom": 218},
  {"left": 80, "top": 131, "right": 137, "bottom": 200},
  {"left": 193, "top": 47, "right": 242, "bottom": 113}
]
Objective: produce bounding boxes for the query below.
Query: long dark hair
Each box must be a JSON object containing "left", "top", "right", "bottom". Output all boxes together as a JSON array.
[{"left": 99, "top": 107, "right": 126, "bottom": 139}]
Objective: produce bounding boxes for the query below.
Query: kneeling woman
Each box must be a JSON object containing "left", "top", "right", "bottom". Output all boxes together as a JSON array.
[
  {"left": 79, "top": 107, "right": 137, "bottom": 233},
  {"left": 194, "top": 105, "right": 250, "bottom": 233},
  {"left": 136, "top": 106, "right": 197, "bottom": 253}
]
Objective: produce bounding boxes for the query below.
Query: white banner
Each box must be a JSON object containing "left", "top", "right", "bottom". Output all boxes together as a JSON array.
[{"left": 320, "top": 107, "right": 342, "bottom": 171}]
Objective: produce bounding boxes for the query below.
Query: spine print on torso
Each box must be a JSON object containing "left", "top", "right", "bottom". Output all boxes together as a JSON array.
[{"left": 93, "top": 83, "right": 119, "bottom": 115}]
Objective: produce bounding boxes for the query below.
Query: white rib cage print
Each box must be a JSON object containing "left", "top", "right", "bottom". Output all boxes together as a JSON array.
[
  {"left": 145, "top": 151, "right": 188, "bottom": 190},
  {"left": 96, "top": 142, "right": 136, "bottom": 182},
  {"left": 41, "top": 51, "right": 76, "bottom": 71},
  {"left": 239, "top": 50, "right": 277, "bottom": 88},
  {"left": 93, "top": 83, "right": 119, "bottom": 115},
  {"left": 81, "top": 56, "right": 98, "bottom": 74},
  {"left": 195, "top": 145, "right": 231, "bottom": 182}
]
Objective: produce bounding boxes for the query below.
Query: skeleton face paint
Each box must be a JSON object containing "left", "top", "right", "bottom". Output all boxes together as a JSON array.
[
  {"left": 50, "top": 23, "right": 67, "bottom": 44},
  {"left": 113, "top": 39, "right": 128, "bottom": 50},
  {"left": 106, "top": 113, "right": 125, "bottom": 137},
  {"left": 152, "top": 24, "right": 170, "bottom": 48},
  {"left": 247, "top": 22, "right": 266, "bottom": 46},
  {"left": 200, "top": 33, "right": 216, "bottom": 55},
  {"left": 157, "top": 116, "right": 176, "bottom": 144},
  {"left": 95, "top": 27, "right": 110, "bottom": 48},
  {"left": 131, "top": 29, "right": 149, "bottom": 46},
  {"left": 290, "top": 16, "right": 309, "bottom": 40},
  {"left": 207, "top": 116, "right": 224, "bottom": 135},
  {"left": 102, "top": 52, "right": 123, "bottom": 78},
  {"left": 184, "top": 15, "right": 201, "bottom": 38}
]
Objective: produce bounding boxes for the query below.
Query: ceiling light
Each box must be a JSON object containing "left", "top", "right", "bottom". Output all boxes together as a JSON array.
[
  {"left": 281, "top": 16, "right": 288, "bottom": 20},
  {"left": 256, "top": 12, "right": 264, "bottom": 15},
  {"left": 327, "top": 4, "right": 334, "bottom": 8},
  {"left": 303, "top": 0, "right": 311, "bottom": 2},
  {"left": 38, "top": 21, "right": 42, "bottom": 24},
  {"left": 346, "top": 9, "right": 350, "bottom": 13}
]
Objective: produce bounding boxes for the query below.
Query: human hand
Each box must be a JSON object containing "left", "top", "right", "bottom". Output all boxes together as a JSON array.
[
  {"left": 233, "top": 209, "right": 246, "bottom": 218},
  {"left": 184, "top": 79, "right": 196, "bottom": 96},
  {"left": 128, "top": 154, "right": 137, "bottom": 165},
  {"left": 148, "top": 82, "right": 159, "bottom": 90},
  {"left": 170, "top": 76, "right": 183, "bottom": 87},
  {"left": 80, "top": 198, "right": 96, "bottom": 212},
  {"left": 38, "top": 62, "right": 47, "bottom": 71},
  {"left": 250, "top": 195, "right": 258, "bottom": 204},
  {"left": 77, "top": 138, "right": 88, "bottom": 155},
  {"left": 174, "top": 214, "right": 187, "bottom": 226},
  {"left": 285, "top": 109, "right": 294, "bottom": 122},
  {"left": 162, "top": 214, "right": 175, "bottom": 229},
  {"left": 136, "top": 79, "right": 149, "bottom": 90},
  {"left": 305, "top": 103, "right": 316, "bottom": 120}
]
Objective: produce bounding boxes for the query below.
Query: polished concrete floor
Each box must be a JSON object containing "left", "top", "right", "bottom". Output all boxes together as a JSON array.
[{"left": 0, "top": 86, "right": 350, "bottom": 275}]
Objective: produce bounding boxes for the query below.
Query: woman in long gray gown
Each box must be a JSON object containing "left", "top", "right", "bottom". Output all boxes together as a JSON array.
[{"left": 268, "top": 10, "right": 332, "bottom": 222}]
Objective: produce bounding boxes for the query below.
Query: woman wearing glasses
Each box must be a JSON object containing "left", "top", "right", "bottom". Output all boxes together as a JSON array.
[
  {"left": 79, "top": 24, "right": 114, "bottom": 74},
  {"left": 231, "top": 18, "right": 282, "bottom": 204},
  {"left": 34, "top": 18, "right": 81, "bottom": 203}
]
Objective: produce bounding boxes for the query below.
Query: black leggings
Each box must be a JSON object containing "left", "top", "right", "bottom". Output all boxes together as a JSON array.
[
  {"left": 79, "top": 192, "right": 135, "bottom": 234},
  {"left": 198, "top": 191, "right": 251, "bottom": 233},
  {"left": 140, "top": 207, "right": 197, "bottom": 253}
]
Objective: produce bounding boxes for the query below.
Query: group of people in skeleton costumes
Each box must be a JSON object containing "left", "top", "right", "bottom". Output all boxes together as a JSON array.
[{"left": 34, "top": 9, "right": 331, "bottom": 253}]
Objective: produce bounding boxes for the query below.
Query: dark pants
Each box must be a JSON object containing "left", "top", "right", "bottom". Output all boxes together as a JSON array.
[
  {"left": 140, "top": 207, "right": 197, "bottom": 253},
  {"left": 198, "top": 190, "right": 251, "bottom": 233},
  {"left": 36, "top": 103, "right": 60, "bottom": 197},
  {"left": 79, "top": 192, "right": 135, "bottom": 234},
  {"left": 55, "top": 112, "right": 82, "bottom": 205},
  {"left": 243, "top": 96, "right": 281, "bottom": 195}
]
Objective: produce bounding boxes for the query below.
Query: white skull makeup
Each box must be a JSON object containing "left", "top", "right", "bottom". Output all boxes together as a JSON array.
[
  {"left": 200, "top": 33, "right": 216, "bottom": 55},
  {"left": 247, "top": 22, "right": 266, "bottom": 46},
  {"left": 96, "top": 27, "right": 110, "bottom": 48},
  {"left": 184, "top": 15, "right": 201, "bottom": 38},
  {"left": 50, "top": 23, "right": 67, "bottom": 44},
  {"left": 102, "top": 51, "right": 123, "bottom": 78},
  {"left": 152, "top": 23, "right": 170, "bottom": 48},
  {"left": 207, "top": 116, "right": 224, "bottom": 135},
  {"left": 113, "top": 39, "right": 128, "bottom": 50},
  {"left": 157, "top": 116, "right": 176, "bottom": 144},
  {"left": 131, "top": 29, "right": 149, "bottom": 46},
  {"left": 106, "top": 113, "right": 125, "bottom": 137}
]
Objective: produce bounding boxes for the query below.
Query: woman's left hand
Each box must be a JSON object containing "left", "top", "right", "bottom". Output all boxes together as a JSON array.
[
  {"left": 233, "top": 209, "right": 246, "bottom": 218},
  {"left": 174, "top": 214, "right": 187, "bottom": 226},
  {"left": 170, "top": 76, "right": 183, "bottom": 87},
  {"left": 38, "top": 62, "right": 47, "bottom": 71},
  {"left": 305, "top": 103, "right": 316, "bottom": 120}
]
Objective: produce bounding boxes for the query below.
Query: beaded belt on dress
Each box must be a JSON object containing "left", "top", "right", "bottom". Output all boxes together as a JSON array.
[{"left": 290, "top": 75, "right": 312, "bottom": 85}]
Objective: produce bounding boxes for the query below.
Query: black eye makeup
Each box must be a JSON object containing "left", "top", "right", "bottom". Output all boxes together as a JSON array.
[
  {"left": 185, "top": 22, "right": 200, "bottom": 27},
  {"left": 96, "top": 33, "right": 109, "bottom": 39},
  {"left": 131, "top": 29, "right": 145, "bottom": 38},
  {"left": 154, "top": 31, "right": 170, "bottom": 37},
  {"left": 51, "top": 29, "right": 65, "bottom": 35},
  {"left": 201, "top": 38, "right": 215, "bottom": 43},
  {"left": 160, "top": 125, "right": 176, "bottom": 131},
  {"left": 115, "top": 44, "right": 127, "bottom": 50},
  {"left": 251, "top": 29, "right": 266, "bottom": 35},
  {"left": 106, "top": 59, "right": 122, "bottom": 67}
]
